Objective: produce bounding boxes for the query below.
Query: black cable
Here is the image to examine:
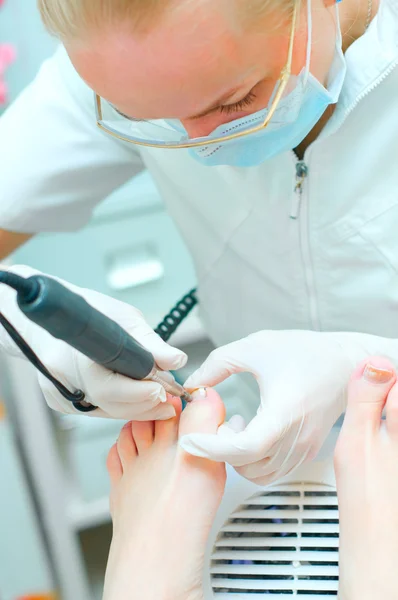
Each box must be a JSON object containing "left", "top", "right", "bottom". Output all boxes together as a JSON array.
[
  {"left": 0, "top": 311, "right": 91, "bottom": 411},
  {"left": 155, "top": 288, "right": 198, "bottom": 342}
]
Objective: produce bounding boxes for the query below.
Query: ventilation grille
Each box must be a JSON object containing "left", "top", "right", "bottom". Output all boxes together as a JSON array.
[{"left": 211, "top": 482, "right": 339, "bottom": 599}]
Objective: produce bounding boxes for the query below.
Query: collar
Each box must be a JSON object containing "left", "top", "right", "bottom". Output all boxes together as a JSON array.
[{"left": 338, "top": 0, "right": 398, "bottom": 112}]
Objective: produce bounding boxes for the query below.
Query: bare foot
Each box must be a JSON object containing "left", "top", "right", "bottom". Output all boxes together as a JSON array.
[
  {"left": 335, "top": 357, "right": 398, "bottom": 600},
  {"left": 103, "top": 388, "right": 226, "bottom": 600}
]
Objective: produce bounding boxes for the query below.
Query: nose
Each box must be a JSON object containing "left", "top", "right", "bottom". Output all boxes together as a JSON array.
[{"left": 180, "top": 118, "right": 218, "bottom": 139}]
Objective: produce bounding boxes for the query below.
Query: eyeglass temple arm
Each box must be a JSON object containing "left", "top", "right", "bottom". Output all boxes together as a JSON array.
[{"left": 265, "top": 0, "right": 300, "bottom": 124}]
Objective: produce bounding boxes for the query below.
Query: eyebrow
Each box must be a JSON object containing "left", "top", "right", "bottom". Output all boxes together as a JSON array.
[{"left": 190, "top": 85, "right": 244, "bottom": 120}]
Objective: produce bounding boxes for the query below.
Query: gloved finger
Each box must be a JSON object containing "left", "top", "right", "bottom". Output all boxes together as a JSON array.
[
  {"left": 184, "top": 340, "right": 260, "bottom": 389},
  {"left": 234, "top": 443, "right": 295, "bottom": 481},
  {"left": 234, "top": 454, "right": 275, "bottom": 480},
  {"left": 40, "top": 368, "right": 169, "bottom": 416},
  {"left": 247, "top": 444, "right": 314, "bottom": 487},
  {"left": 79, "top": 362, "right": 168, "bottom": 405},
  {"left": 238, "top": 418, "right": 305, "bottom": 479},
  {"left": 231, "top": 427, "right": 297, "bottom": 480},
  {"left": 86, "top": 400, "right": 177, "bottom": 421},
  {"left": 232, "top": 434, "right": 301, "bottom": 481},
  {"left": 235, "top": 457, "right": 272, "bottom": 483},
  {"left": 97, "top": 391, "right": 179, "bottom": 419},
  {"left": 179, "top": 418, "right": 280, "bottom": 466},
  {"left": 128, "top": 319, "right": 187, "bottom": 371},
  {"left": 44, "top": 392, "right": 177, "bottom": 419},
  {"left": 248, "top": 469, "right": 287, "bottom": 487}
]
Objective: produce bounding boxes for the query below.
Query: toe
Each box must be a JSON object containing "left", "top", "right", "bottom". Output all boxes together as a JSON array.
[
  {"left": 131, "top": 421, "right": 155, "bottom": 454},
  {"left": 179, "top": 388, "right": 227, "bottom": 493},
  {"left": 117, "top": 421, "right": 137, "bottom": 471},
  {"left": 154, "top": 395, "right": 182, "bottom": 444},
  {"left": 106, "top": 443, "right": 123, "bottom": 486},
  {"left": 386, "top": 381, "right": 398, "bottom": 438},
  {"left": 179, "top": 387, "right": 226, "bottom": 438},
  {"left": 342, "top": 358, "right": 396, "bottom": 433}
]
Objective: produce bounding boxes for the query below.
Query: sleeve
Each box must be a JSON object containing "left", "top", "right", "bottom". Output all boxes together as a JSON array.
[{"left": 0, "top": 45, "right": 144, "bottom": 233}]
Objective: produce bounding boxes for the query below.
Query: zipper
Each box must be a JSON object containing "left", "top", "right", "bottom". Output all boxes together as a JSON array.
[
  {"left": 290, "top": 155, "right": 321, "bottom": 330},
  {"left": 290, "top": 160, "right": 308, "bottom": 219}
]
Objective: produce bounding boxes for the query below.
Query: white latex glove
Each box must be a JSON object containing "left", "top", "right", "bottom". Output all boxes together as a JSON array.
[
  {"left": 0, "top": 265, "right": 187, "bottom": 419},
  {"left": 181, "top": 329, "right": 398, "bottom": 485}
]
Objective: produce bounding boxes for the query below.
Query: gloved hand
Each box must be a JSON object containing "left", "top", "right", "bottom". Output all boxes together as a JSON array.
[
  {"left": 181, "top": 329, "right": 398, "bottom": 485},
  {"left": 0, "top": 265, "right": 187, "bottom": 419}
]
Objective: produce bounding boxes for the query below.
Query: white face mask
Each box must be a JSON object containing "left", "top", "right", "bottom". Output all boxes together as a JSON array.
[{"left": 188, "top": 0, "right": 347, "bottom": 167}]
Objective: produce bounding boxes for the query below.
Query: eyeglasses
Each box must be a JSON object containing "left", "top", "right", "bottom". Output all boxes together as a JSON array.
[{"left": 94, "top": 0, "right": 300, "bottom": 150}]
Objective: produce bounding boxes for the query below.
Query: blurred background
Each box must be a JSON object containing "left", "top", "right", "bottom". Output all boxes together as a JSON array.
[{"left": 0, "top": 3, "right": 248, "bottom": 599}]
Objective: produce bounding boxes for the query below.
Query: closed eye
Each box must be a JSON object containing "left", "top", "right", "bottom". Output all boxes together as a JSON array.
[{"left": 219, "top": 90, "right": 257, "bottom": 115}]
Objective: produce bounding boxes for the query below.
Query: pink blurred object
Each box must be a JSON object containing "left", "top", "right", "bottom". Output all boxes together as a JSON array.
[
  {"left": 0, "top": 43, "right": 16, "bottom": 72},
  {"left": 0, "top": 80, "right": 6, "bottom": 104},
  {"left": 0, "top": 0, "right": 17, "bottom": 106},
  {"left": 0, "top": 43, "right": 16, "bottom": 106}
]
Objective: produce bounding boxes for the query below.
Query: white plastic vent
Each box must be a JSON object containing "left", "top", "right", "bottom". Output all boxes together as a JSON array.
[{"left": 210, "top": 482, "right": 339, "bottom": 599}]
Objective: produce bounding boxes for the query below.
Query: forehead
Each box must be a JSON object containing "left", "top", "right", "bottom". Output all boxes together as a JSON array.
[{"left": 68, "top": 0, "right": 288, "bottom": 117}]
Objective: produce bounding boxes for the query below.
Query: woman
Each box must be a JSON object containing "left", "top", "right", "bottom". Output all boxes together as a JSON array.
[{"left": 0, "top": 0, "right": 397, "bottom": 484}]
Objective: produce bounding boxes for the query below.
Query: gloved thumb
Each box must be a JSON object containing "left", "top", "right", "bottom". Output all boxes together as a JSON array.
[
  {"left": 129, "top": 319, "right": 187, "bottom": 371},
  {"left": 179, "top": 413, "right": 278, "bottom": 467}
]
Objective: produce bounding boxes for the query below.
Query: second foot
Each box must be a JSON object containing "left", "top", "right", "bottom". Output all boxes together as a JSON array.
[
  {"left": 335, "top": 358, "right": 398, "bottom": 600},
  {"left": 103, "top": 389, "right": 226, "bottom": 600}
]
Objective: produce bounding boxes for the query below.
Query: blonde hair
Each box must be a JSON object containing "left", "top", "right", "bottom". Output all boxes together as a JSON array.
[
  {"left": 38, "top": 0, "right": 172, "bottom": 40},
  {"left": 38, "top": 0, "right": 295, "bottom": 41}
]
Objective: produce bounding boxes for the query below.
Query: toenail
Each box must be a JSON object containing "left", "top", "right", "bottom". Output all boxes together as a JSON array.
[{"left": 363, "top": 363, "right": 395, "bottom": 384}]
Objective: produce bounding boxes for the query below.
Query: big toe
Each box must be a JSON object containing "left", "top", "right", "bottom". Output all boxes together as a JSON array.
[
  {"left": 179, "top": 387, "right": 226, "bottom": 438},
  {"left": 344, "top": 357, "right": 396, "bottom": 432}
]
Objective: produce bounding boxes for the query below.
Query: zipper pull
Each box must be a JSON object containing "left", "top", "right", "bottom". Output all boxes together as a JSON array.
[{"left": 290, "top": 161, "right": 308, "bottom": 219}]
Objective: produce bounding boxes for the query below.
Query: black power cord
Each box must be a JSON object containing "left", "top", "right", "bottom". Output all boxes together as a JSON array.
[
  {"left": 155, "top": 288, "right": 198, "bottom": 342},
  {"left": 0, "top": 311, "right": 86, "bottom": 405},
  {"left": 155, "top": 288, "right": 198, "bottom": 391}
]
